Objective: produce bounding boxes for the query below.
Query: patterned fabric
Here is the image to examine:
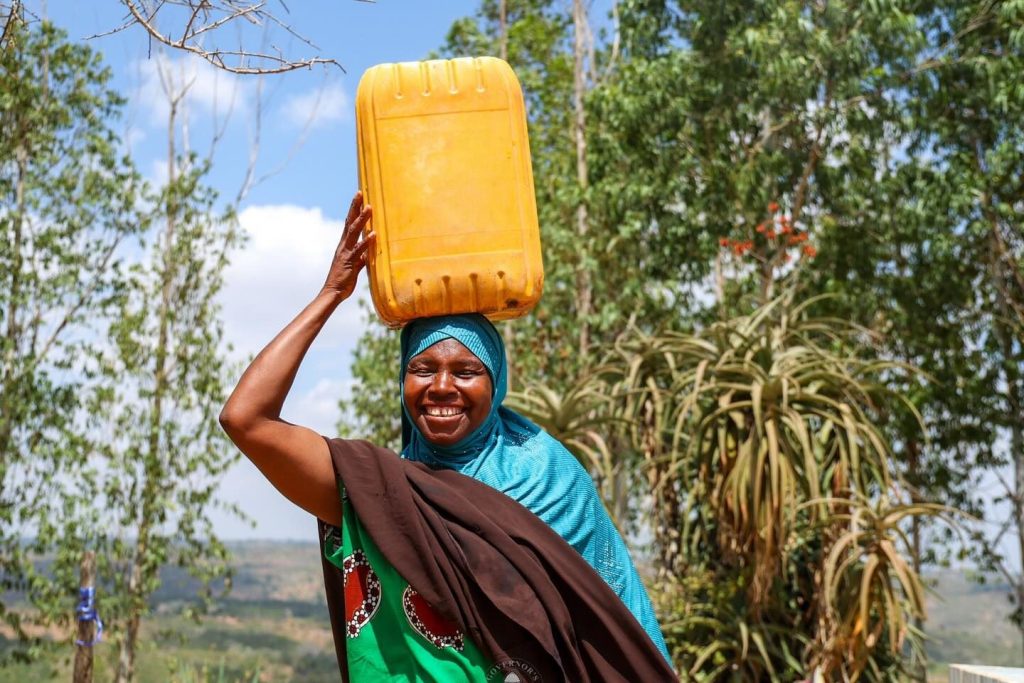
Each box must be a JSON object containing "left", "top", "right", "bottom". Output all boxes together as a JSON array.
[
  {"left": 399, "top": 314, "right": 671, "bottom": 663},
  {"left": 324, "top": 487, "right": 493, "bottom": 681}
]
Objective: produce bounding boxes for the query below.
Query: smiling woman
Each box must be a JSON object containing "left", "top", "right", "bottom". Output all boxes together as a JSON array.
[
  {"left": 219, "top": 192, "right": 675, "bottom": 682},
  {"left": 404, "top": 338, "right": 493, "bottom": 446}
]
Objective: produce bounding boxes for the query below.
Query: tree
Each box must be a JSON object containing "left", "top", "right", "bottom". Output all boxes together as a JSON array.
[
  {"left": 600, "top": 0, "right": 1022, "bottom": 663},
  {"left": 886, "top": 0, "right": 1024, "bottom": 652},
  {"left": 789, "top": 0, "right": 1024, "bottom": 654},
  {"left": 0, "top": 19, "right": 144, "bottom": 653},
  {"left": 86, "top": 60, "right": 245, "bottom": 682}
]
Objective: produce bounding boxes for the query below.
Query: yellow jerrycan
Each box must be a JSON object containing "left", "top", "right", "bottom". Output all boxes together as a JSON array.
[{"left": 355, "top": 57, "right": 543, "bottom": 326}]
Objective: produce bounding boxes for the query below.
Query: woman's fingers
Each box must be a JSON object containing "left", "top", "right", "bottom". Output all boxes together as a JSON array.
[
  {"left": 323, "top": 194, "right": 373, "bottom": 296},
  {"left": 343, "top": 205, "right": 372, "bottom": 250},
  {"left": 344, "top": 191, "right": 363, "bottom": 227},
  {"left": 353, "top": 231, "right": 376, "bottom": 265}
]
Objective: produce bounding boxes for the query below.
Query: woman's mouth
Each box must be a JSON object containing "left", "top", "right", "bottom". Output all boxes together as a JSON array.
[{"left": 423, "top": 406, "right": 465, "bottom": 417}]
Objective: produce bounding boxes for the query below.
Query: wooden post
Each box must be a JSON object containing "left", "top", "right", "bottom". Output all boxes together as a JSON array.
[{"left": 72, "top": 550, "right": 96, "bottom": 683}]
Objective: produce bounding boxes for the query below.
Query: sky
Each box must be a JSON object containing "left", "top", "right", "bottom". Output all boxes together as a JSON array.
[{"left": 39, "top": 1, "right": 482, "bottom": 540}]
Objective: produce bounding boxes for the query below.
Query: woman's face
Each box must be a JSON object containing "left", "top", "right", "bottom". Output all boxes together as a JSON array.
[{"left": 403, "top": 338, "right": 493, "bottom": 446}]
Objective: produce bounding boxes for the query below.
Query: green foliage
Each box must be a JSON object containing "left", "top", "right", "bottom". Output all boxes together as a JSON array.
[
  {"left": 518, "top": 290, "right": 951, "bottom": 680},
  {"left": 1, "top": 18, "right": 247, "bottom": 675},
  {"left": 340, "top": 0, "right": 1024, "bottom": 672},
  {"left": 0, "top": 19, "right": 146, "bottom": 654},
  {"left": 91, "top": 150, "right": 245, "bottom": 679}
]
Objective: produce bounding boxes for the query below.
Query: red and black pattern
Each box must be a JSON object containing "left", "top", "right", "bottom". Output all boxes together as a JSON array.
[
  {"left": 342, "top": 550, "right": 381, "bottom": 638},
  {"left": 402, "top": 586, "right": 465, "bottom": 651}
]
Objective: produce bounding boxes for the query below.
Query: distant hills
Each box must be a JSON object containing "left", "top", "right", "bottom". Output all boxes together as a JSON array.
[{"left": 1, "top": 542, "right": 1020, "bottom": 682}]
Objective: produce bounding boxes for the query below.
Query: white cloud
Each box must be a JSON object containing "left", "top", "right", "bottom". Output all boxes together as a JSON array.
[
  {"left": 148, "top": 157, "right": 169, "bottom": 187},
  {"left": 124, "top": 125, "right": 146, "bottom": 150},
  {"left": 280, "top": 84, "right": 350, "bottom": 130},
  {"left": 210, "top": 459, "right": 317, "bottom": 540},
  {"left": 219, "top": 203, "right": 370, "bottom": 364},
  {"left": 213, "top": 206, "right": 376, "bottom": 541},
  {"left": 212, "top": 377, "right": 359, "bottom": 540},
  {"left": 282, "top": 377, "right": 355, "bottom": 436},
  {"left": 133, "top": 53, "right": 252, "bottom": 126}
]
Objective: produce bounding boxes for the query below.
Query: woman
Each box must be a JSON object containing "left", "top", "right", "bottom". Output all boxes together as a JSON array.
[{"left": 220, "top": 193, "right": 674, "bottom": 681}]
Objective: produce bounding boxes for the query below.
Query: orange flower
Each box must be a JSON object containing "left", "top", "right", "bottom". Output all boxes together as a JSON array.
[
  {"left": 802, "top": 245, "right": 817, "bottom": 257},
  {"left": 719, "top": 237, "right": 730, "bottom": 247},
  {"left": 755, "top": 223, "right": 766, "bottom": 233},
  {"left": 732, "top": 240, "right": 754, "bottom": 256},
  {"left": 766, "top": 229, "right": 776, "bottom": 239},
  {"left": 768, "top": 201, "right": 780, "bottom": 213}
]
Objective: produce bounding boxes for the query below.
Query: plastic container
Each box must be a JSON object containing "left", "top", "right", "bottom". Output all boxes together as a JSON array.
[{"left": 356, "top": 57, "right": 543, "bottom": 327}]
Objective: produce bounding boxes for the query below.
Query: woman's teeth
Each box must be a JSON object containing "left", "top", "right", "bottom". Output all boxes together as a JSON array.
[{"left": 424, "top": 406, "right": 464, "bottom": 417}]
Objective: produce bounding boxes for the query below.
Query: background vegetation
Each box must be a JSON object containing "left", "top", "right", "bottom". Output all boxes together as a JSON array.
[
  {"left": 1, "top": 0, "right": 1022, "bottom": 681},
  {"left": 346, "top": 0, "right": 1024, "bottom": 679}
]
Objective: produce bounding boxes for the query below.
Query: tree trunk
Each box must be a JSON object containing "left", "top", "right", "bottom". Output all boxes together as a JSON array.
[
  {"left": 498, "top": 0, "right": 507, "bottom": 61},
  {"left": 995, "top": 314, "right": 1024, "bottom": 660},
  {"left": 115, "top": 87, "right": 180, "bottom": 683},
  {"left": 0, "top": 142, "right": 26, "bottom": 462},
  {"left": 114, "top": 560, "right": 143, "bottom": 683},
  {"left": 1016, "top": 393, "right": 1024, "bottom": 663},
  {"left": 73, "top": 551, "right": 97, "bottom": 683},
  {"left": 497, "top": 0, "right": 516, "bottom": 389},
  {"left": 981, "top": 182, "right": 1024, "bottom": 659},
  {"left": 996, "top": 313, "right": 1024, "bottom": 660},
  {"left": 572, "top": 0, "right": 592, "bottom": 362}
]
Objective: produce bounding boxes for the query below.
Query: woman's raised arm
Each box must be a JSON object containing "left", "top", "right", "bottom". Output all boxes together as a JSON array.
[{"left": 219, "top": 192, "right": 374, "bottom": 527}]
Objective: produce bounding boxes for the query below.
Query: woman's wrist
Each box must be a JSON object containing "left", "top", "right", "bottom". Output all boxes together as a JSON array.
[{"left": 317, "top": 286, "right": 349, "bottom": 308}]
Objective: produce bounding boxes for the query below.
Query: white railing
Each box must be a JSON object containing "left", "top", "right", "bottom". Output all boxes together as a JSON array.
[{"left": 950, "top": 665, "right": 1024, "bottom": 683}]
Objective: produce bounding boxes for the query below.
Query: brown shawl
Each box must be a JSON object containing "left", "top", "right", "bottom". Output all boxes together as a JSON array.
[{"left": 318, "top": 437, "right": 677, "bottom": 682}]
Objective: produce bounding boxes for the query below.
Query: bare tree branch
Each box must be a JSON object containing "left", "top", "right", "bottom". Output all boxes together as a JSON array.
[
  {"left": 601, "top": 0, "right": 620, "bottom": 82},
  {"left": 115, "top": 0, "right": 347, "bottom": 75},
  {"left": 0, "top": 0, "right": 23, "bottom": 51}
]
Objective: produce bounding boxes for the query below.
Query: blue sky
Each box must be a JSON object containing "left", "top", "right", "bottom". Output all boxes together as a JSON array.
[{"left": 41, "top": 1, "right": 482, "bottom": 540}]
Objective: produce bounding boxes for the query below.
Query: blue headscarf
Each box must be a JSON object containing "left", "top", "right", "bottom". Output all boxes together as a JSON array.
[
  {"left": 399, "top": 313, "right": 510, "bottom": 465},
  {"left": 399, "top": 314, "right": 671, "bottom": 662}
]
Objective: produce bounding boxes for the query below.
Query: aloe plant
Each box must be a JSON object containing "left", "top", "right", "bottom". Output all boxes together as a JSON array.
[{"left": 512, "top": 290, "right": 953, "bottom": 680}]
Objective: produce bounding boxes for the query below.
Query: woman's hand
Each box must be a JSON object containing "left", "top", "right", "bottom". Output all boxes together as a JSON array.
[{"left": 323, "top": 192, "right": 375, "bottom": 300}]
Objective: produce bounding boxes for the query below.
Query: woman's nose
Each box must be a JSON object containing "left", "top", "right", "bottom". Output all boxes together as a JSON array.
[{"left": 428, "top": 370, "right": 456, "bottom": 396}]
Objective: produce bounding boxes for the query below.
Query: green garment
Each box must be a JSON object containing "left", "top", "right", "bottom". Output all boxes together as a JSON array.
[{"left": 324, "top": 489, "right": 493, "bottom": 682}]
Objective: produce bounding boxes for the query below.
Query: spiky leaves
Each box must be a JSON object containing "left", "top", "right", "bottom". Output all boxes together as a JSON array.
[{"left": 515, "top": 292, "right": 950, "bottom": 680}]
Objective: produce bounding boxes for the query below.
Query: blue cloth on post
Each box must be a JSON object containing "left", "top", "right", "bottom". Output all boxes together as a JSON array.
[{"left": 399, "top": 314, "right": 671, "bottom": 663}]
